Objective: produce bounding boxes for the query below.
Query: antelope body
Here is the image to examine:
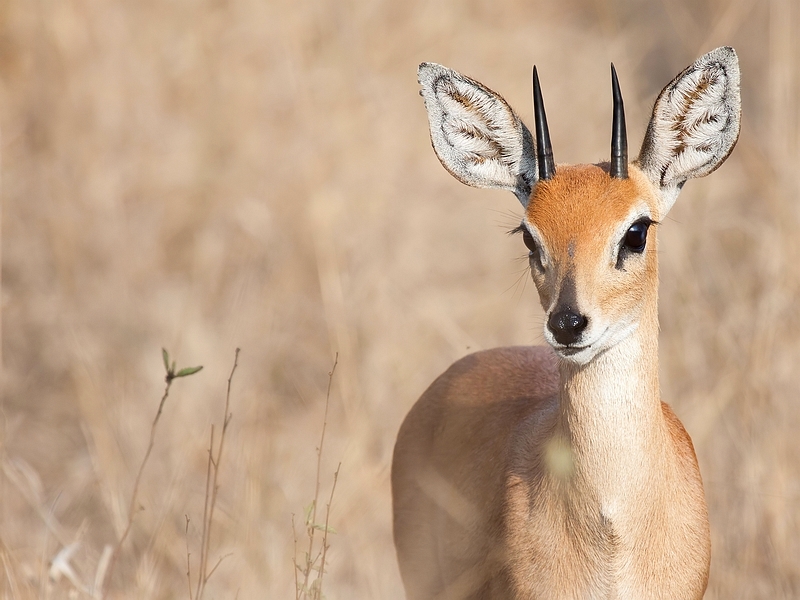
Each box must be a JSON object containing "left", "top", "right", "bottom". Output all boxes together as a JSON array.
[{"left": 392, "top": 48, "right": 741, "bottom": 599}]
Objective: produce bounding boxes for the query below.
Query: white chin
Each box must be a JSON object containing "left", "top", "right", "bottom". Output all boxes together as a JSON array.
[
  {"left": 548, "top": 322, "right": 638, "bottom": 365},
  {"left": 553, "top": 344, "right": 597, "bottom": 365}
]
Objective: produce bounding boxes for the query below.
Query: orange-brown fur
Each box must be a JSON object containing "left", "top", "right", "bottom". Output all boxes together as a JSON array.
[
  {"left": 526, "top": 165, "right": 658, "bottom": 324},
  {"left": 392, "top": 163, "right": 710, "bottom": 599}
]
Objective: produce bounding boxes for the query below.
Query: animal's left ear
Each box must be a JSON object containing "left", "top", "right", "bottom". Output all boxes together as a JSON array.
[{"left": 636, "top": 47, "right": 741, "bottom": 217}]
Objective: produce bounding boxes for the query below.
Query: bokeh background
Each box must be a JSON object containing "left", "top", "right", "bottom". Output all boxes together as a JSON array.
[{"left": 2, "top": 0, "right": 799, "bottom": 597}]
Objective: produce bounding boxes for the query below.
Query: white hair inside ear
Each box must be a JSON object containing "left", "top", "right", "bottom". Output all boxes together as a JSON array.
[
  {"left": 418, "top": 63, "right": 538, "bottom": 207},
  {"left": 636, "top": 47, "right": 741, "bottom": 216}
]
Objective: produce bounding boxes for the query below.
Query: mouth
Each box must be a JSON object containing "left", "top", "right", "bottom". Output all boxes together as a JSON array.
[{"left": 556, "top": 345, "right": 589, "bottom": 356}]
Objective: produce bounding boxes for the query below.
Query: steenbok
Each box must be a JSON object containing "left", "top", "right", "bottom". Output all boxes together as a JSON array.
[{"left": 392, "top": 47, "right": 741, "bottom": 599}]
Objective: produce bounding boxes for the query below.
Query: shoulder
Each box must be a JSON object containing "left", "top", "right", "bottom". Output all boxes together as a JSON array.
[
  {"left": 431, "top": 346, "right": 559, "bottom": 405},
  {"left": 660, "top": 402, "right": 702, "bottom": 477}
]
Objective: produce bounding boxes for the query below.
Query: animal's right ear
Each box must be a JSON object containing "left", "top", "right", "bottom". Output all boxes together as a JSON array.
[{"left": 418, "top": 63, "right": 538, "bottom": 207}]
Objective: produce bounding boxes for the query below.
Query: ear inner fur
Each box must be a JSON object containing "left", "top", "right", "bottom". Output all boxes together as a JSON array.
[
  {"left": 418, "top": 62, "right": 538, "bottom": 205},
  {"left": 636, "top": 46, "right": 741, "bottom": 215}
]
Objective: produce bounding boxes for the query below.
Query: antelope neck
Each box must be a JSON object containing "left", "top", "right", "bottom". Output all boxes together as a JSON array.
[{"left": 555, "top": 308, "right": 669, "bottom": 502}]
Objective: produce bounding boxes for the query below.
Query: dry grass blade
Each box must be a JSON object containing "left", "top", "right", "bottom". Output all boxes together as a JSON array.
[
  {"left": 197, "top": 426, "right": 214, "bottom": 596},
  {"left": 194, "top": 347, "right": 240, "bottom": 600},
  {"left": 2, "top": 459, "right": 71, "bottom": 548},
  {"left": 1, "top": 538, "right": 25, "bottom": 600}
]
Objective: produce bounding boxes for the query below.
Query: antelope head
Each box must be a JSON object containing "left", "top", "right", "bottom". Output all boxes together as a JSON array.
[{"left": 418, "top": 48, "right": 741, "bottom": 365}]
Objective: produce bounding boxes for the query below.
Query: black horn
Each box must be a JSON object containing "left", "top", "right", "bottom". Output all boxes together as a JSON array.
[
  {"left": 610, "top": 63, "right": 628, "bottom": 179},
  {"left": 533, "top": 66, "right": 555, "bottom": 181}
]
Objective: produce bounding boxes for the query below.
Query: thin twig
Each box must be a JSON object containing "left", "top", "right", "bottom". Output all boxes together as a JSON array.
[
  {"left": 317, "top": 462, "right": 341, "bottom": 594},
  {"left": 101, "top": 350, "right": 202, "bottom": 598},
  {"left": 196, "top": 347, "right": 240, "bottom": 600},
  {"left": 205, "top": 552, "right": 233, "bottom": 581},
  {"left": 185, "top": 516, "right": 193, "bottom": 600},
  {"left": 292, "top": 514, "right": 300, "bottom": 600},
  {"left": 302, "top": 353, "right": 338, "bottom": 595},
  {"left": 314, "top": 353, "right": 338, "bottom": 523},
  {"left": 102, "top": 375, "right": 174, "bottom": 598}
]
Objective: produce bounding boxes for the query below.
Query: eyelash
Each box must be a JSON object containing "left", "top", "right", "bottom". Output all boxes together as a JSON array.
[{"left": 510, "top": 225, "right": 544, "bottom": 269}]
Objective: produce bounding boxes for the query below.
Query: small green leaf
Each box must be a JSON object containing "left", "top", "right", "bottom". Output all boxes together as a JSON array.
[
  {"left": 312, "top": 524, "right": 336, "bottom": 534},
  {"left": 171, "top": 360, "right": 176, "bottom": 373},
  {"left": 175, "top": 365, "right": 204, "bottom": 378},
  {"left": 162, "top": 348, "right": 170, "bottom": 372}
]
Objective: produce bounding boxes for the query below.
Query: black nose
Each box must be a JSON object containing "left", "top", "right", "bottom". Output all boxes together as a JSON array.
[{"left": 547, "top": 309, "right": 588, "bottom": 345}]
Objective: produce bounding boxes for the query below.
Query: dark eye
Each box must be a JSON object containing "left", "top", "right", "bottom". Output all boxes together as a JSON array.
[
  {"left": 522, "top": 229, "right": 537, "bottom": 253},
  {"left": 623, "top": 221, "right": 650, "bottom": 253},
  {"left": 519, "top": 228, "right": 546, "bottom": 271}
]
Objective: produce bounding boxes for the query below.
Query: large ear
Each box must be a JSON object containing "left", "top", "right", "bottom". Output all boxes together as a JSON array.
[
  {"left": 418, "top": 63, "right": 538, "bottom": 207},
  {"left": 636, "top": 47, "right": 741, "bottom": 216}
]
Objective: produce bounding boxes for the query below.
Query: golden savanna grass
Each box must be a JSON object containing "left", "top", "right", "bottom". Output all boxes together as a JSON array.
[{"left": 2, "top": 0, "right": 800, "bottom": 597}]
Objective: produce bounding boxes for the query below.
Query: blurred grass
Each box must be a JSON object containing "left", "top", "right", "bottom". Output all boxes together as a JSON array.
[{"left": 1, "top": 0, "right": 799, "bottom": 597}]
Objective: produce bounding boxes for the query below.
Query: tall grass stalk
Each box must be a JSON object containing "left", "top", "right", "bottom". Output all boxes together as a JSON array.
[
  {"left": 101, "top": 350, "right": 203, "bottom": 598},
  {"left": 294, "top": 354, "right": 341, "bottom": 600}
]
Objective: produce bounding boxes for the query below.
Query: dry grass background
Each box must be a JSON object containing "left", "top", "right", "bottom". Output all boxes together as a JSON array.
[{"left": 1, "top": 0, "right": 799, "bottom": 597}]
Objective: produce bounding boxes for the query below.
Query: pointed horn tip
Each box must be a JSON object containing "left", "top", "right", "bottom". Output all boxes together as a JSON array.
[{"left": 611, "top": 64, "right": 621, "bottom": 97}]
